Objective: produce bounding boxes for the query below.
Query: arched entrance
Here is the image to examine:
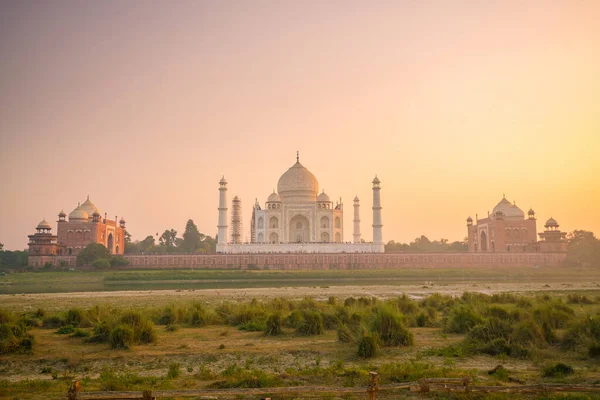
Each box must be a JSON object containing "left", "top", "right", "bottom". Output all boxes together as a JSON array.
[
  {"left": 258, "top": 232, "right": 264, "bottom": 242},
  {"left": 269, "top": 232, "right": 279, "bottom": 243},
  {"left": 289, "top": 214, "right": 310, "bottom": 243},
  {"left": 480, "top": 231, "right": 487, "bottom": 252},
  {"left": 321, "top": 232, "right": 330, "bottom": 242},
  {"left": 107, "top": 233, "right": 114, "bottom": 254},
  {"left": 491, "top": 241, "right": 495, "bottom": 252}
]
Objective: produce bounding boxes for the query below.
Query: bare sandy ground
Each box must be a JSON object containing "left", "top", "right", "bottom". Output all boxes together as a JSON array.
[{"left": 3, "top": 280, "right": 599, "bottom": 312}]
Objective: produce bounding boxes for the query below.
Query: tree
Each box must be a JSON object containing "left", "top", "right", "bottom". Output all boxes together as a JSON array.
[
  {"left": 138, "top": 236, "right": 156, "bottom": 254},
  {"left": 124, "top": 230, "right": 138, "bottom": 254},
  {"left": 0, "top": 242, "right": 3, "bottom": 251},
  {"left": 76, "top": 243, "right": 111, "bottom": 266},
  {"left": 565, "top": 230, "right": 600, "bottom": 267},
  {"left": 182, "top": 219, "right": 202, "bottom": 252},
  {"left": 159, "top": 229, "right": 177, "bottom": 247}
]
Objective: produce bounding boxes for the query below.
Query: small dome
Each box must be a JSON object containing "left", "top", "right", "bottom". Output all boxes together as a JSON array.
[
  {"left": 119, "top": 217, "right": 126, "bottom": 225},
  {"left": 37, "top": 219, "right": 52, "bottom": 230},
  {"left": 317, "top": 190, "right": 331, "bottom": 203},
  {"left": 80, "top": 196, "right": 100, "bottom": 218},
  {"left": 467, "top": 216, "right": 473, "bottom": 222},
  {"left": 528, "top": 208, "right": 535, "bottom": 215},
  {"left": 353, "top": 195, "right": 359, "bottom": 202},
  {"left": 219, "top": 176, "right": 227, "bottom": 185},
  {"left": 372, "top": 175, "right": 381, "bottom": 185},
  {"left": 58, "top": 209, "right": 66, "bottom": 218},
  {"left": 69, "top": 205, "right": 89, "bottom": 221},
  {"left": 545, "top": 217, "right": 559, "bottom": 227},
  {"left": 267, "top": 191, "right": 280, "bottom": 202}
]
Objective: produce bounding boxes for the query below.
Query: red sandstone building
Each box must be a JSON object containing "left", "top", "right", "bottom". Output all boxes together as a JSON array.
[
  {"left": 28, "top": 197, "right": 125, "bottom": 266},
  {"left": 467, "top": 196, "right": 567, "bottom": 253}
]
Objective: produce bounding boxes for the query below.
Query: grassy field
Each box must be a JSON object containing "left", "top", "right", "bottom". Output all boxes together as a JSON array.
[
  {"left": 1, "top": 266, "right": 599, "bottom": 294},
  {"left": 1, "top": 275, "right": 600, "bottom": 400}
]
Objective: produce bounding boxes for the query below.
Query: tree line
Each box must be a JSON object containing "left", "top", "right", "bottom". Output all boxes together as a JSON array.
[
  {"left": 385, "top": 235, "right": 468, "bottom": 253},
  {"left": 124, "top": 219, "right": 217, "bottom": 255}
]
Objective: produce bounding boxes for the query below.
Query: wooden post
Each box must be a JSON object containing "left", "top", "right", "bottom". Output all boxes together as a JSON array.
[
  {"left": 367, "top": 371, "right": 378, "bottom": 400},
  {"left": 67, "top": 380, "right": 80, "bottom": 400},
  {"left": 142, "top": 390, "right": 155, "bottom": 400}
]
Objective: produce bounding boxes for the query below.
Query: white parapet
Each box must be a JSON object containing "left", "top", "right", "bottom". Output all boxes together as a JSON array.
[{"left": 217, "top": 242, "right": 385, "bottom": 254}]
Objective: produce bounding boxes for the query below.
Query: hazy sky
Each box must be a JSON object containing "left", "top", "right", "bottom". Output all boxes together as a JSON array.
[{"left": 1, "top": 1, "right": 599, "bottom": 250}]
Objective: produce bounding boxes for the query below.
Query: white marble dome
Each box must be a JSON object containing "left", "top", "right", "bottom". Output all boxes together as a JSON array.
[
  {"left": 267, "top": 191, "right": 281, "bottom": 202},
  {"left": 317, "top": 191, "right": 331, "bottom": 202},
  {"left": 277, "top": 159, "right": 319, "bottom": 202}
]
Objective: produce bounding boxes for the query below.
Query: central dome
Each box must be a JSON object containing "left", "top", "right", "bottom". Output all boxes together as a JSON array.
[{"left": 277, "top": 159, "right": 319, "bottom": 203}]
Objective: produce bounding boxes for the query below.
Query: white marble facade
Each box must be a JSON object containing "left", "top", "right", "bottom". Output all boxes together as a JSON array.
[{"left": 216, "top": 153, "right": 384, "bottom": 254}]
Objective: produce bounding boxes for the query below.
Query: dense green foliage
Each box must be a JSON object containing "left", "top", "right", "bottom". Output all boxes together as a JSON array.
[
  {"left": 124, "top": 220, "right": 216, "bottom": 254},
  {"left": 0, "top": 246, "right": 28, "bottom": 268},
  {"left": 386, "top": 235, "right": 467, "bottom": 252},
  {"left": 565, "top": 230, "right": 600, "bottom": 267}
]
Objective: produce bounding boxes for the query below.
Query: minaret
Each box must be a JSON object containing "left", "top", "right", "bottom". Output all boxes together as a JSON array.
[
  {"left": 372, "top": 175, "right": 383, "bottom": 246},
  {"left": 217, "top": 176, "right": 229, "bottom": 251},
  {"left": 231, "top": 196, "right": 242, "bottom": 244},
  {"left": 353, "top": 196, "right": 361, "bottom": 243}
]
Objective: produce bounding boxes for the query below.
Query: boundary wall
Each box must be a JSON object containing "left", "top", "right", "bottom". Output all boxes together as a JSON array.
[{"left": 29, "top": 252, "right": 566, "bottom": 269}]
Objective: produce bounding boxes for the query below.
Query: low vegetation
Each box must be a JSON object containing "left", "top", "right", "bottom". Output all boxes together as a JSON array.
[{"left": 1, "top": 290, "right": 599, "bottom": 399}]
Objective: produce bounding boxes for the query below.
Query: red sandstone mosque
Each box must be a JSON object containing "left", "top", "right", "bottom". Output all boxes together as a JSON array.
[
  {"left": 27, "top": 197, "right": 125, "bottom": 266},
  {"left": 466, "top": 196, "right": 567, "bottom": 253}
]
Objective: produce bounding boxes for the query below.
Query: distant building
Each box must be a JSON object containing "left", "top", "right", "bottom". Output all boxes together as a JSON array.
[
  {"left": 467, "top": 196, "right": 567, "bottom": 253},
  {"left": 28, "top": 196, "right": 126, "bottom": 266},
  {"left": 217, "top": 153, "right": 384, "bottom": 253}
]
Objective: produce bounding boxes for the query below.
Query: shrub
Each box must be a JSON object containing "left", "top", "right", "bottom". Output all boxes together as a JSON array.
[
  {"left": 72, "top": 328, "right": 90, "bottom": 338},
  {"left": 133, "top": 318, "right": 156, "bottom": 344},
  {"left": 444, "top": 306, "right": 483, "bottom": 333},
  {"left": 358, "top": 332, "right": 379, "bottom": 358},
  {"left": 285, "top": 310, "right": 304, "bottom": 329},
  {"left": 0, "top": 323, "right": 34, "bottom": 353},
  {"left": 165, "top": 324, "right": 179, "bottom": 332},
  {"left": 238, "top": 320, "right": 266, "bottom": 332},
  {"left": 43, "top": 315, "right": 65, "bottom": 328},
  {"left": 542, "top": 363, "right": 574, "bottom": 378},
  {"left": 589, "top": 344, "right": 600, "bottom": 358},
  {"left": 56, "top": 325, "right": 75, "bottom": 335},
  {"left": 265, "top": 313, "right": 283, "bottom": 336},
  {"left": 397, "top": 294, "right": 418, "bottom": 314},
  {"left": 76, "top": 243, "right": 110, "bottom": 266},
  {"left": 187, "top": 305, "right": 207, "bottom": 327},
  {"left": 92, "top": 258, "right": 111, "bottom": 269},
  {"left": 66, "top": 308, "right": 85, "bottom": 327},
  {"left": 296, "top": 311, "right": 324, "bottom": 335},
  {"left": 510, "top": 320, "right": 546, "bottom": 347},
  {"left": 416, "top": 312, "right": 429, "bottom": 327},
  {"left": 0, "top": 310, "right": 16, "bottom": 324},
  {"left": 110, "top": 255, "right": 130, "bottom": 267},
  {"left": 167, "top": 363, "right": 181, "bottom": 379},
  {"left": 337, "top": 324, "right": 354, "bottom": 343},
  {"left": 372, "top": 307, "right": 413, "bottom": 347},
  {"left": 109, "top": 325, "right": 134, "bottom": 349},
  {"left": 533, "top": 303, "right": 574, "bottom": 329}
]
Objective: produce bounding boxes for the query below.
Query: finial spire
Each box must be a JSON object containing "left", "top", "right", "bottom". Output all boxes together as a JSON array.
[
  {"left": 503, "top": 193, "right": 506, "bottom": 199},
  {"left": 87, "top": 194, "right": 89, "bottom": 200},
  {"left": 296, "top": 151, "right": 299, "bottom": 162}
]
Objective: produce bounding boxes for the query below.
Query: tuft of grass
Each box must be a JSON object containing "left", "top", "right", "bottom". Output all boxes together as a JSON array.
[
  {"left": 371, "top": 307, "right": 413, "bottom": 347},
  {"left": 56, "top": 325, "right": 75, "bottom": 335},
  {"left": 542, "top": 363, "right": 574, "bottom": 378},
  {"left": 264, "top": 313, "right": 283, "bottom": 336},
  {"left": 108, "top": 324, "right": 134, "bottom": 349},
  {"left": 167, "top": 363, "right": 181, "bottom": 379},
  {"left": 357, "top": 332, "right": 379, "bottom": 358},
  {"left": 296, "top": 311, "right": 324, "bottom": 336}
]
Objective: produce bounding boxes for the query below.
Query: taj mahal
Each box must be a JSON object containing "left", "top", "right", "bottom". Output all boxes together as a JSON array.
[{"left": 216, "top": 153, "right": 385, "bottom": 253}]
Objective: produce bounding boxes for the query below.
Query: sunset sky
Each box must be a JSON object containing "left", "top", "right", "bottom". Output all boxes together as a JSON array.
[{"left": 1, "top": 1, "right": 599, "bottom": 250}]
